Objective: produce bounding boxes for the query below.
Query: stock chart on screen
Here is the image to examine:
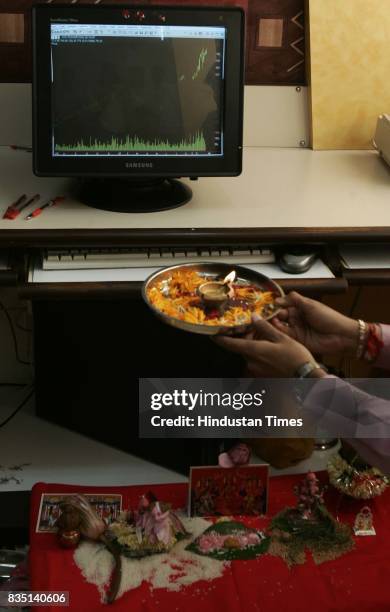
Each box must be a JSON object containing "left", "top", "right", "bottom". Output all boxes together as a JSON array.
[{"left": 50, "top": 23, "right": 225, "bottom": 158}]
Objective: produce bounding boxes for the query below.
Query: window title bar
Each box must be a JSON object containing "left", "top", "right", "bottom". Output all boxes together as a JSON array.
[{"left": 51, "top": 23, "right": 226, "bottom": 40}]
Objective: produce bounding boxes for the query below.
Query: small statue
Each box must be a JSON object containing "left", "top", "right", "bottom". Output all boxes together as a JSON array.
[
  {"left": 219, "top": 442, "right": 251, "bottom": 468},
  {"left": 134, "top": 493, "right": 188, "bottom": 547},
  {"left": 354, "top": 506, "right": 376, "bottom": 536},
  {"left": 56, "top": 502, "right": 82, "bottom": 549},
  {"left": 294, "top": 472, "right": 325, "bottom": 519}
]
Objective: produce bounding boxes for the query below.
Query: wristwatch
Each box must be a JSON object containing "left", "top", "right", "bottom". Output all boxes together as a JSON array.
[{"left": 294, "top": 361, "right": 323, "bottom": 379}]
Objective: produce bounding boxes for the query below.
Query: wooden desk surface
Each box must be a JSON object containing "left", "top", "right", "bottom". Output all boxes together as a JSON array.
[{"left": 0, "top": 147, "right": 389, "bottom": 246}]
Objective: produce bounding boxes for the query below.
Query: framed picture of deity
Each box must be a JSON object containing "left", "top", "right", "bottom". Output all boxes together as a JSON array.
[{"left": 189, "top": 464, "right": 269, "bottom": 517}]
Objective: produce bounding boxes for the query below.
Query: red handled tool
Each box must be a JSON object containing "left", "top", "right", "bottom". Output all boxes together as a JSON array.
[
  {"left": 3, "top": 193, "right": 40, "bottom": 220},
  {"left": 25, "top": 196, "right": 65, "bottom": 220},
  {"left": 3, "top": 194, "right": 27, "bottom": 219}
]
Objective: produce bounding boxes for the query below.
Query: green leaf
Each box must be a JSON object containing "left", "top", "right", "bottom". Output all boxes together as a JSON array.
[
  {"left": 187, "top": 536, "right": 270, "bottom": 561},
  {"left": 185, "top": 520, "right": 270, "bottom": 561}
]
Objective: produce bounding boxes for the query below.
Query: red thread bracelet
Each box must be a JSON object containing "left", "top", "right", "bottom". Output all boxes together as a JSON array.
[{"left": 363, "top": 323, "right": 384, "bottom": 363}]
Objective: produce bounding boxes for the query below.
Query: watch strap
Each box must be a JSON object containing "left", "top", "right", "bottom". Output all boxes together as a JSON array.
[{"left": 294, "top": 361, "right": 322, "bottom": 379}]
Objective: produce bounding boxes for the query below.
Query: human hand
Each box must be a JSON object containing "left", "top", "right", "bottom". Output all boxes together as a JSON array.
[
  {"left": 272, "top": 292, "right": 359, "bottom": 356},
  {"left": 214, "top": 313, "right": 315, "bottom": 377}
]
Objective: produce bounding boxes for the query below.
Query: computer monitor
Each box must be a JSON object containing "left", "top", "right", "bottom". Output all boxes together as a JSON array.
[{"left": 32, "top": 4, "right": 245, "bottom": 212}]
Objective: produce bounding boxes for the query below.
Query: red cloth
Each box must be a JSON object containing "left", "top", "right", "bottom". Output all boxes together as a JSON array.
[{"left": 30, "top": 474, "right": 390, "bottom": 612}]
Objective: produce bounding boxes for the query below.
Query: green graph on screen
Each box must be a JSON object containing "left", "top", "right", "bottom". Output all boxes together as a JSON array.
[
  {"left": 192, "top": 48, "right": 208, "bottom": 81},
  {"left": 55, "top": 132, "right": 207, "bottom": 153}
]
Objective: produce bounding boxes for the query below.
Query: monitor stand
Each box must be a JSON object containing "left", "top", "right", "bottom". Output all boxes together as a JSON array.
[{"left": 79, "top": 177, "right": 192, "bottom": 213}]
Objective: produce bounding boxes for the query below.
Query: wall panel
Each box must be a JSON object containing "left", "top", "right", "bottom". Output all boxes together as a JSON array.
[
  {"left": 0, "top": 0, "right": 306, "bottom": 85},
  {"left": 308, "top": 0, "right": 390, "bottom": 150}
]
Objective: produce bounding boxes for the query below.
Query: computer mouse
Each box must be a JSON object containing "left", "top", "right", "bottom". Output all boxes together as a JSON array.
[{"left": 278, "top": 252, "right": 317, "bottom": 274}]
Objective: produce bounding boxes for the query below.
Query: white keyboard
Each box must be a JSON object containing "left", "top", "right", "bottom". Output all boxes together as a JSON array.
[{"left": 42, "top": 248, "right": 275, "bottom": 270}]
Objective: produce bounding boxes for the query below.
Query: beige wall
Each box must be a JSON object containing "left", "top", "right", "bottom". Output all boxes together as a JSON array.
[{"left": 308, "top": 0, "right": 390, "bottom": 150}]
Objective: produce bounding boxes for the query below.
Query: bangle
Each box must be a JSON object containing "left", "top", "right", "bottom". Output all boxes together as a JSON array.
[
  {"left": 294, "top": 361, "right": 323, "bottom": 379},
  {"left": 356, "top": 319, "right": 368, "bottom": 359}
]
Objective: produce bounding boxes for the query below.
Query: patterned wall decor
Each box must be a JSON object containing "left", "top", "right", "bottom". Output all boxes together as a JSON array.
[
  {"left": 0, "top": 0, "right": 305, "bottom": 84},
  {"left": 0, "top": 0, "right": 32, "bottom": 82},
  {"left": 245, "top": 0, "right": 305, "bottom": 84}
]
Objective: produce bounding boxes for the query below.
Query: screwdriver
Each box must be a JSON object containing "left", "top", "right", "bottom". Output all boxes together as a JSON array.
[
  {"left": 25, "top": 196, "right": 64, "bottom": 220},
  {"left": 4, "top": 193, "right": 41, "bottom": 220}
]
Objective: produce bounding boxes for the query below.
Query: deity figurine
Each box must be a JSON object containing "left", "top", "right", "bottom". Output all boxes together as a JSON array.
[
  {"left": 134, "top": 493, "right": 189, "bottom": 546},
  {"left": 294, "top": 471, "right": 325, "bottom": 519},
  {"left": 354, "top": 506, "right": 376, "bottom": 536}
]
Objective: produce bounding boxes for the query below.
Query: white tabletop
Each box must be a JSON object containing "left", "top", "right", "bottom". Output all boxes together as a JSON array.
[
  {"left": 0, "top": 387, "right": 337, "bottom": 493},
  {"left": 0, "top": 147, "right": 389, "bottom": 233}
]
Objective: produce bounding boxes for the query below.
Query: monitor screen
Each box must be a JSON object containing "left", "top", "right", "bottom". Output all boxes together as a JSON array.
[
  {"left": 50, "top": 22, "right": 225, "bottom": 160},
  {"left": 32, "top": 5, "right": 244, "bottom": 211}
]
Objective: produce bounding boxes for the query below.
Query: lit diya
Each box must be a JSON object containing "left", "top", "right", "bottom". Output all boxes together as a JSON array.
[{"left": 198, "top": 271, "right": 236, "bottom": 309}]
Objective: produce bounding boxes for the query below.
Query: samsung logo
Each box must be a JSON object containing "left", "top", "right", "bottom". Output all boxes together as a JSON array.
[{"left": 125, "top": 162, "right": 154, "bottom": 168}]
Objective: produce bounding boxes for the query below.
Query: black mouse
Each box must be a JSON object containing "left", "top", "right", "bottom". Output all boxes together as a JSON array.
[{"left": 278, "top": 252, "right": 317, "bottom": 274}]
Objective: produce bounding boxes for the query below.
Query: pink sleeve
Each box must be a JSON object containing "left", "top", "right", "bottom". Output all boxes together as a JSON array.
[
  {"left": 302, "top": 375, "right": 390, "bottom": 475},
  {"left": 375, "top": 324, "right": 390, "bottom": 369}
]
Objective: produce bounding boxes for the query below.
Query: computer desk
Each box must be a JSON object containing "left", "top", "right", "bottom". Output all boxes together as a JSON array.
[
  {"left": 0, "top": 144, "right": 389, "bottom": 509},
  {"left": 0, "top": 146, "right": 389, "bottom": 295}
]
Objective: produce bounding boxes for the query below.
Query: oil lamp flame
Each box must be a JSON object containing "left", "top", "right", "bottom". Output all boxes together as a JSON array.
[{"left": 223, "top": 271, "right": 236, "bottom": 285}]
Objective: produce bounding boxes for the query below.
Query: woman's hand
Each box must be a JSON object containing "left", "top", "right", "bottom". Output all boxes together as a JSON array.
[
  {"left": 272, "top": 292, "right": 359, "bottom": 356},
  {"left": 214, "top": 313, "right": 315, "bottom": 377}
]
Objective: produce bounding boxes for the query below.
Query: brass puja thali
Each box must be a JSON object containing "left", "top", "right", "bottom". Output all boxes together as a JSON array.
[{"left": 142, "top": 262, "right": 284, "bottom": 335}]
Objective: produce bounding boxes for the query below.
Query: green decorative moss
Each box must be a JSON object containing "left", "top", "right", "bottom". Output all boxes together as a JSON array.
[{"left": 269, "top": 505, "right": 354, "bottom": 566}]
